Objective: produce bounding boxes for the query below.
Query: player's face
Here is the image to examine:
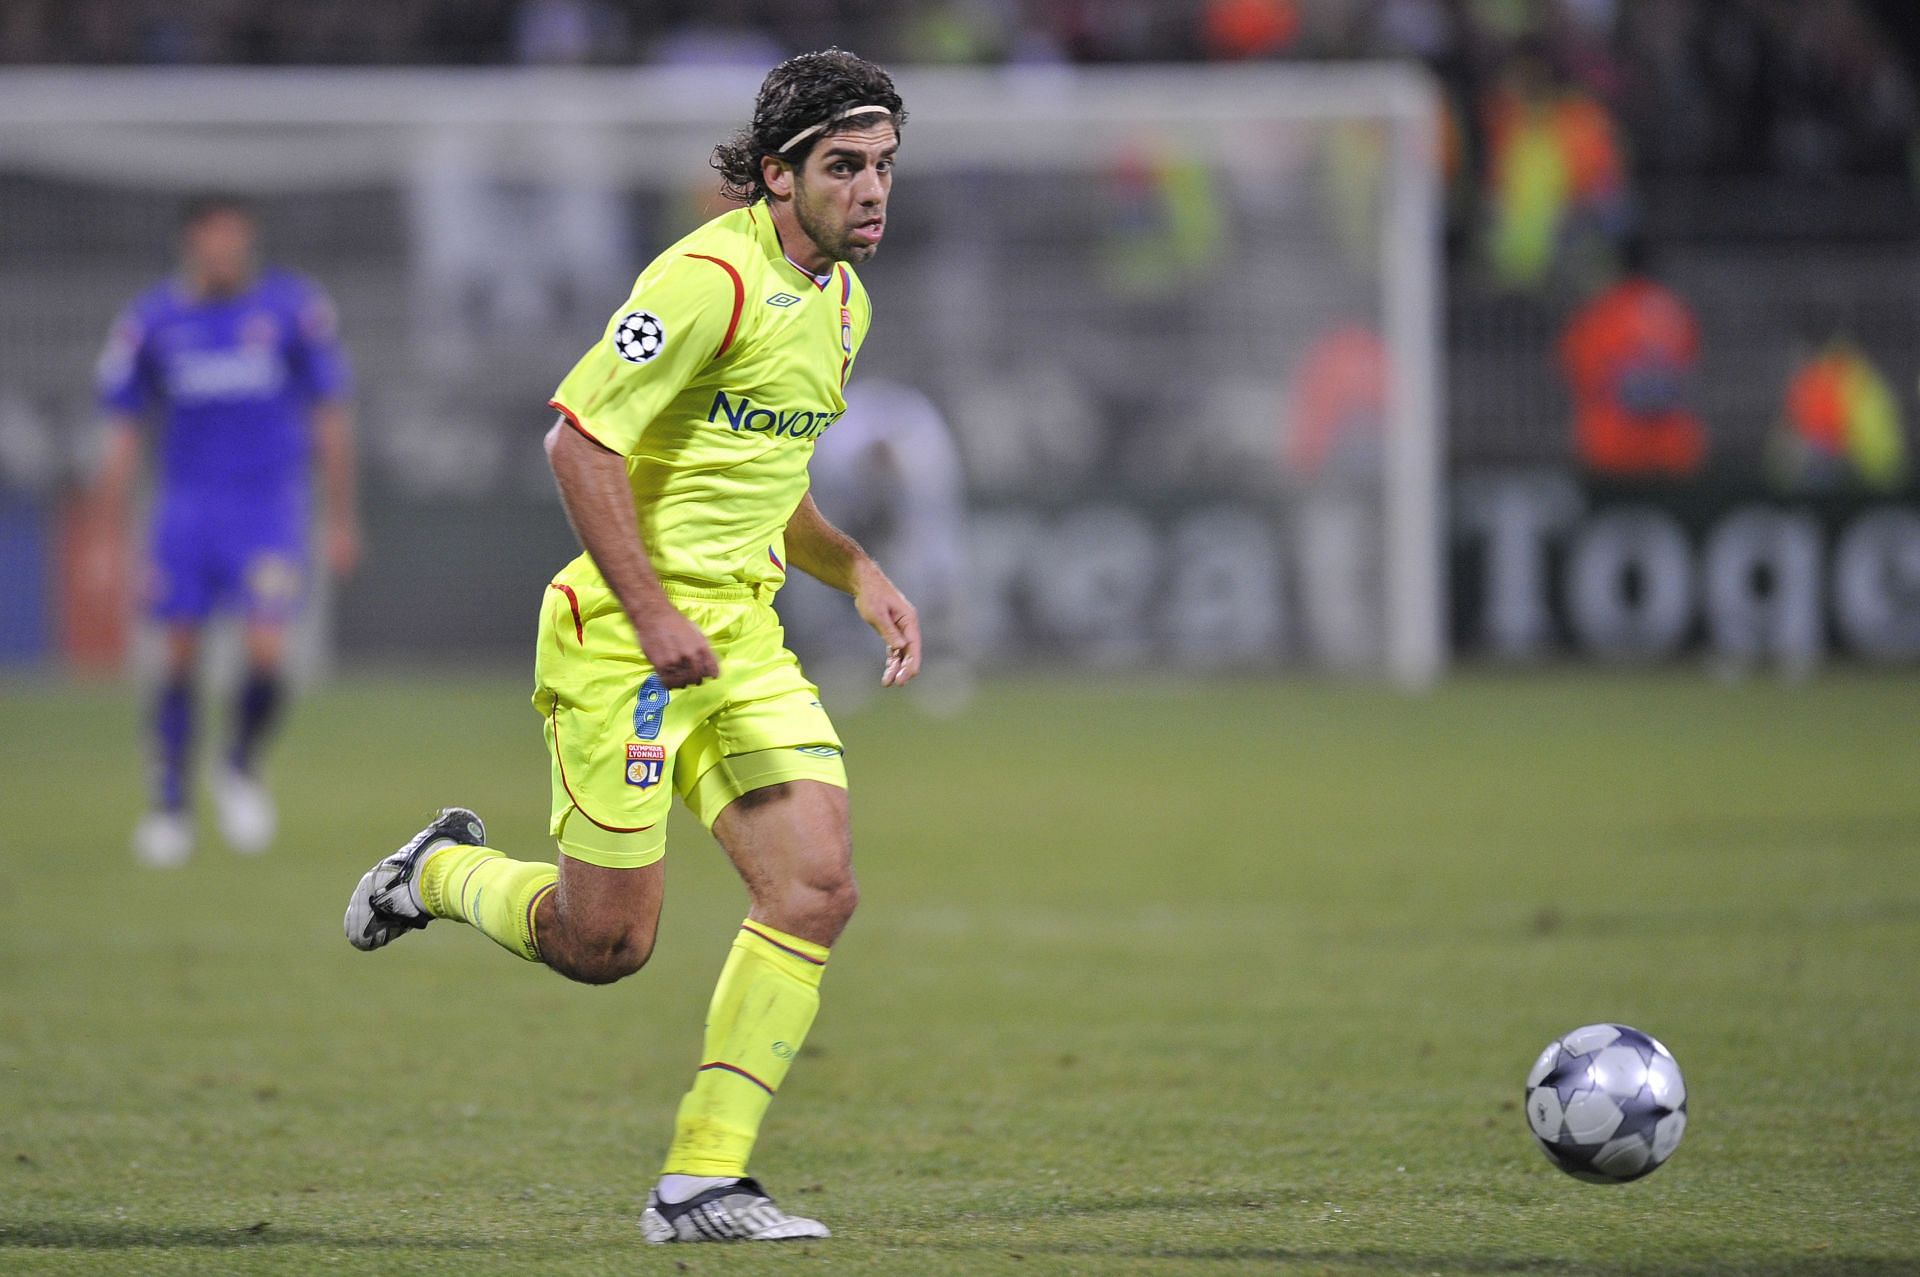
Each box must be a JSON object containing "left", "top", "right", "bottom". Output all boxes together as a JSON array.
[
  {"left": 182, "top": 209, "right": 257, "bottom": 295},
  {"left": 789, "top": 123, "right": 896, "bottom": 266}
]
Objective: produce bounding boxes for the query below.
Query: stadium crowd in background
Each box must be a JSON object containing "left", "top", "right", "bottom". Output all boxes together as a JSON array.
[
  {"left": 4, "top": 0, "right": 1915, "bottom": 190},
  {"left": 4, "top": 0, "right": 1916, "bottom": 482},
  {"left": 6, "top": 2, "right": 1914, "bottom": 269}
]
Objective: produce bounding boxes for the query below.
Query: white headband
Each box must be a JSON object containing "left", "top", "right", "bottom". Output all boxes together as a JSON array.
[{"left": 776, "top": 104, "right": 893, "bottom": 155}]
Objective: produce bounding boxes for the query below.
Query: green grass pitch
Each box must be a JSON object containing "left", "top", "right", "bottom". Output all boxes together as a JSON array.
[{"left": 2, "top": 672, "right": 1917, "bottom": 1275}]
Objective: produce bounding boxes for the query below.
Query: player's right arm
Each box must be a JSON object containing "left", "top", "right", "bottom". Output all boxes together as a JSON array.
[
  {"left": 91, "top": 305, "right": 154, "bottom": 523},
  {"left": 544, "top": 421, "right": 717, "bottom": 687},
  {"left": 545, "top": 249, "right": 747, "bottom": 687}
]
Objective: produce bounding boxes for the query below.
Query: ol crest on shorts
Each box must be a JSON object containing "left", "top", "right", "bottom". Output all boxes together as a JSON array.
[
  {"left": 613, "top": 310, "right": 666, "bottom": 364},
  {"left": 626, "top": 742, "right": 667, "bottom": 789}
]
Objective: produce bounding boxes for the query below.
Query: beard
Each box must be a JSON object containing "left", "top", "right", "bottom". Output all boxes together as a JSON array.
[{"left": 793, "top": 183, "right": 879, "bottom": 265}]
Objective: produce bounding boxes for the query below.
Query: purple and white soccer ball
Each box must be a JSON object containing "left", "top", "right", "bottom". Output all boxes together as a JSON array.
[{"left": 1525, "top": 1023, "right": 1688, "bottom": 1184}]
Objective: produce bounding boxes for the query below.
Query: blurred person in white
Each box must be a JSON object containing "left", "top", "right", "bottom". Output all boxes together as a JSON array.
[{"left": 782, "top": 377, "right": 973, "bottom": 712}]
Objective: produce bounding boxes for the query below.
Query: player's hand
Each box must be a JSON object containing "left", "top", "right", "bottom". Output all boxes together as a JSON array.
[
  {"left": 854, "top": 564, "right": 921, "bottom": 687},
  {"left": 326, "top": 518, "right": 362, "bottom": 578},
  {"left": 635, "top": 607, "right": 720, "bottom": 689}
]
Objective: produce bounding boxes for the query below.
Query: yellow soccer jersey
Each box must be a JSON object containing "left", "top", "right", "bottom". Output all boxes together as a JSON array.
[{"left": 549, "top": 205, "right": 872, "bottom": 592}]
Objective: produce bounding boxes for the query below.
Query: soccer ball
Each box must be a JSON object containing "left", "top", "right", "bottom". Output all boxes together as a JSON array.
[
  {"left": 1524, "top": 1023, "right": 1687, "bottom": 1184},
  {"left": 614, "top": 310, "right": 666, "bottom": 363}
]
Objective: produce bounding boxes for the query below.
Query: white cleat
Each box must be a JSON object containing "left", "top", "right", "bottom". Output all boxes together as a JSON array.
[
  {"left": 133, "top": 810, "right": 195, "bottom": 868},
  {"left": 342, "top": 807, "right": 486, "bottom": 952},
  {"left": 211, "top": 765, "right": 276, "bottom": 854},
  {"left": 640, "top": 1178, "right": 830, "bottom": 1244}
]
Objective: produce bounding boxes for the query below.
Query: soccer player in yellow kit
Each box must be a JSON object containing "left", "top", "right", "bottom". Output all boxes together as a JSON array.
[{"left": 343, "top": 51, "right": 919, "bottom": 1244}]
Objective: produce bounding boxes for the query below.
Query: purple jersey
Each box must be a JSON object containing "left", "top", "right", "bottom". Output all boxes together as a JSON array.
[
  {"left": 97, "top": 268, "right": 350, "bottom": 502},
  {"left": 98, "top": 269, "right": 349, "bottom": 622}
]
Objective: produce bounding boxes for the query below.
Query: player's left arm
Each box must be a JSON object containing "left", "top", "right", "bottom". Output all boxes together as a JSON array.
[
  {"left": 785, "top": 493, "right": 921, "bottom": 687},
  {"left": 313, "top": 400, "right": 360, "bottom": 577},
  {"left": 290, "top": 282, "right": 361, "bottom": 576}
]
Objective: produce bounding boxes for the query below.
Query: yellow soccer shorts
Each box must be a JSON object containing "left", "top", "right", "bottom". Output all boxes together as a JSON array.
[{"left": 531, "top": 578, "right": 846, "bottom": 869}]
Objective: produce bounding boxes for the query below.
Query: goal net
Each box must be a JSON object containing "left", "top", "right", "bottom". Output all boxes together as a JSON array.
[{"left": 0, "top": 65, "right": 1444, "bottom": 686}]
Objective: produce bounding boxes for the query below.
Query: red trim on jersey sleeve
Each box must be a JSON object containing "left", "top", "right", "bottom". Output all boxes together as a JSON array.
[
  {"left": 548, "top": 398, "right": 613, "bottom": 450},
  {"left": 684, "top": 253, "right": 746, "bottom": 358}
]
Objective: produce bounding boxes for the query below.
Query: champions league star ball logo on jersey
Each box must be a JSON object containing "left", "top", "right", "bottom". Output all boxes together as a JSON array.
[
  {"left": 613, "top": 311, "right": 666, "bottom": 364},
  {"left": 625, "top": 743, "right": 666, "bottom": 788}
]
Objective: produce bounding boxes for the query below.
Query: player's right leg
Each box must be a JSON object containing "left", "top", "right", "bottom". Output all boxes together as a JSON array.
[
  {"left": 343, "top": 577, "right": 685, "bottom": 977},
  {"left": 133, "top": 622, "right": 202, "bottom": 868},
  {"left": 344, "top": 808, "right": 662, "bottom": 982}
]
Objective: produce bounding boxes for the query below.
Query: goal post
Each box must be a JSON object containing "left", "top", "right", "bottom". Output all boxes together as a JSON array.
[{"left": 0, "top": 65, "right": 1446, "bottom": 686}]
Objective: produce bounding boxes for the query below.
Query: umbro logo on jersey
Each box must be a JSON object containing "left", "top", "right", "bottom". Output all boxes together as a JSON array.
[{"left": 765, "top": 293, "right": 802, "bottom": 308}]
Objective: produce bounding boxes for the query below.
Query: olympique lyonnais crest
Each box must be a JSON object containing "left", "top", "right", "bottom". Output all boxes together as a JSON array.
[
  {"left": 625, "top": 742, "right": 666, "bottom": 788},
  {"left": 839, "top": 306, "right": 852, "bottom": 355},
  {"left": 613, "top": 310, "right": 666, "bottom": 364}
]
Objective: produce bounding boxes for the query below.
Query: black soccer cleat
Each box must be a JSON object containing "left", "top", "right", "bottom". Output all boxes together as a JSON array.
[{"left": 342, "top": 807, "right": 486, "bottom": 951}]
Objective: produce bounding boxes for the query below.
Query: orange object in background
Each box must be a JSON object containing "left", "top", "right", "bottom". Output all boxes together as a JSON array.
[
  {"left": 1777, "top": 338, "right": 1908, "bottom": 489},
  {"left": 1287, "top": 323, "right": 1388, "bottom": 478},
  {"left": 1785, "top": 351, "right": 1851, "bottom": 453},
  {"left": 1480, "top": 51, "right": 1630, "bottom": 290},
  {"left": 55, "top": 486, "right": 133, "bottom": 673},
  {"left": 1203, "top": 0, "right": 1300, "bottom": 60},
  {"left": 1560, "top": 275, "right": 1705, "bottom": 476},
  {"left": 1546, "top": 92, "right": 1625, "bottom": 205}
]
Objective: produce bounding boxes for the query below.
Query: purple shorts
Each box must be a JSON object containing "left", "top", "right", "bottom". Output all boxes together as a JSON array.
[{"left": 148, "top": 496, "right": 309, "bottom": 625}]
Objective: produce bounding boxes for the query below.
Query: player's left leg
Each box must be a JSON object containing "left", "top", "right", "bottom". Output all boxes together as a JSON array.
[
  {"left": 231, "top": 620, "right": 288, "bottom": 775},
  {"left": 208, "top": 618, "right": 289, "bottom": 853},
  {"left": 642, "top": 763, "right": 852, "bottom": 1244}
]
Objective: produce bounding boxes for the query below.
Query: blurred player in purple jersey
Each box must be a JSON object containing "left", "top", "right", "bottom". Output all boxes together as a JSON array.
[{"left": 93, "top": 195, "right": 360, "bottom": 867}]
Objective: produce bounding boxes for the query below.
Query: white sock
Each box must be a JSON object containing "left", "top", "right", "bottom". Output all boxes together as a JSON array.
[
  {"left": 656, "top": 1173, "right": 736, "bottom": 1205},
  {"left": 405, "top": 838, "right": 457, "bottom": 914}
]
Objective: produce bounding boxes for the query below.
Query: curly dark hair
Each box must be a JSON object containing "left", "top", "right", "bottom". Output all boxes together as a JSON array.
[{"left": 712, "top": 49, "right": 906, "bottom": 204}]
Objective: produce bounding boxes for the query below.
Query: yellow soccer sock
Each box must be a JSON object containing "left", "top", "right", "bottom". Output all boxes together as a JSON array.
[
  {"left": 662, "top": 920, "right": 830, "bottom": 1177},
  {"left": 417, "top": 844, "right": 557, "bottom": 963}
]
